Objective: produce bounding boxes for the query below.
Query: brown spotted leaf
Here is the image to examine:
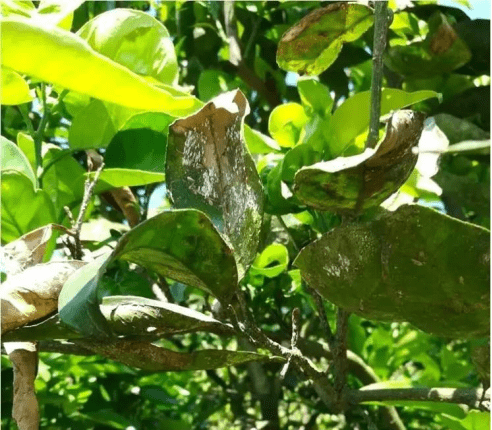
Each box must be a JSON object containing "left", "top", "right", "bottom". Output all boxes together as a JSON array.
[
  {"left": 167, "top": 90, "right": 264, "bottom": 279},
  {"left": 293, "top": 110, "right": 426, "bottom": 213},
  {"left": 294, "top": 205, "right": 490, "bottom": 339},
  {"left": 277, "top": 2, "right": 374, "bottom": 75}
]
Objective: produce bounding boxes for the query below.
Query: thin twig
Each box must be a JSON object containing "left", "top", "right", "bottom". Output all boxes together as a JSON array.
[
  {"left": 280, "top": 307, "right": 301, "bottom": 379},
  {"left": 366, "top": 1, "right": 390, "bottom": 149},
  {"left": 334, "top": 308, "right": 350, "bottom": 404},
  {"left": 348, "top": 387, "right": 490, "bottom": 412},
  {"left": 277, "top": 215, "right": 299, "bottom": 253},
  {"left": 304, "top": 282, "right": 335, "bottom": 348}
]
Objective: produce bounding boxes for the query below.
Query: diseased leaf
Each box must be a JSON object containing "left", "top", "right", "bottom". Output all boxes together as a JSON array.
[
  {"left": 294, "top": 205, "right": 490, "bottom": 339},
  {"left": 1, "top": 170, "right": 56, "bottom": 243},
  {"left": 77, "top": 9, "right": 179, "bottom": 85},
  {"left": 100, "top": 295, "right": 234, "bottom": 337},
  {"left": 1, "top": 135, "right": 36, "bottom": 185},
  {"left": 111, "top": 210, "right": 238, "bottom": 302},
  {"left": 1, "top": 261, "right": 85, "bottom": 334},
  {"left": 277, "top": 3, "right": 374, "bottom": 76},
  {"left": 1, "top": 68, "right": 33, "bottom": 105},
  {"left": 167, "top": 90, "right": 264, "bottom": 278},
  {"left": 1, "top": 18, "right": 201, "bottom": 116},
  {"left": 385, "top": 12, "right": 472, "bottom": 78},
  {"left": 77, "top": 339, "right": 281, "bottom": 372},
  {"left": 294, "top": 110, "right": 426, "bottom": 213},
  {"left": 1, "top": 224, "right": 63, "bottom": 276}
]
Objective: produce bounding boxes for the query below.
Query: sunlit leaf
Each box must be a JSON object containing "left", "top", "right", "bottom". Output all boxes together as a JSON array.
[
  {"left": 0, "top": 68, "right": 33, "bottom": 105},
  {"left": 1, "top": 135, "right": 36, "bottom": 185},
  {"left": 268, "top": 103, "right": 308, "bottom": 148},
  {"left": 1, "top": 170, "right": 56, "bottom": 243},
  {"left": 1, "top": 18, "right": 201, "bottom": 116},
  {"left": 251, "top": 244, "right": 289, "bottom": 278},
  {"left": 277, "top": 3, "right": 374, "bottom": 75},
  {"left": 77, "top": 9, "right": 178, "bottom": 85}
]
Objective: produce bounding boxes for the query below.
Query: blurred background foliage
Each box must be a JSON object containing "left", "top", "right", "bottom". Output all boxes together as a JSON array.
[{"left": 1, "top": 0, "right": 490, "bottom": 429}]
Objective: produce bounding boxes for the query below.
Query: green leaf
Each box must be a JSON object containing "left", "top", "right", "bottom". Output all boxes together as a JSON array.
[
  {"left": 1, "top": 18, "right": 201, "bottom": 116},
  {"left": 78, "top": 338, "right": 280, "bottom": 372},
  {"left": 434, "top": 113, "right": 490, "bottom": 145},
  {"left": 58, "top": 253, "right": 113, "bottom": 338},
  {"left": 167, "top": 90, "right": 264, "bottom": 279},
  {"left": 294, "top": 111, "right": 425, "bottom": 213},
  {"left": 268, "top": 103, "right": 308, "bottom": 148},
  {"left": 251, "top": 244, "right": 289, "bottom": 278},
  {"left": 16, "top": 132, "right": 36, "bottom": 173},
  {"left": 111, "top": 210, "right": 238, "bottom": 303},
  {"left": 1, "top": 135, "right": 36, "bottom": 185},
  {"left": 68, "top": 99, "right": 117, "bottom": 150},
  {"left": 282, "top": 143, "right": 321, "bottom": 183},
  {"left": 1, "top": 170, "right": 56, "bottom": 243},
  {"left": 297, "top": 78, "right": 333, "bottom": 118},
  {"left": 84, "top": 168, "right": 165, "bottom": 194},
  {"left": 294, "top": 204, "right": 490, "bottom": 339},
  {"left": 440, "top": 411, "right": 491, "bottom": 430},
  {"left": 265, "top": 160, "right": 302, "bottom": 215},
  {"left": 104, "top": 128, "right": 168, "bottom": 173},
  {"left": 326, "top": 89, "right": 439, "bottom": 157},
  {"left": 1, "top": 0, "right": 85, "bottom": 29},
  {"left": 197, "top": 69, "right": 234, "bottom": 102},
  {"left": 385, "top": 12, "right": 472, "bottom": 78},
  {"left": 244, "top": 124, "right": 281, "bottom": 154},
  {"left": 42, "top": 145, "right": 85, "bottom": 214},
  {"left": 100, "top": 295, "right": 233, "bottom": 336},
  {"left": 77, "top": 9, "right": 178, "bottom": 85},
  {"left": 120, "top": 111, "right": 175, "bottom": 134},
  {"left": 1, "top": 67, "right": 33, "bottom": 105},
  {"left": 277, "top": 3, "right": 374, "bottom": 75}
]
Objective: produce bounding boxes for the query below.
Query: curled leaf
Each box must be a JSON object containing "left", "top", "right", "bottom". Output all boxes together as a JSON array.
[
  {"left": 1, "top": 261, "right": 86, "bottom": 335},
  {"left": 167, "top": 90, "right": 264, "bottom": 278},
  {"left": 294, "top": 110, "right": 426, "bottom": 213}
]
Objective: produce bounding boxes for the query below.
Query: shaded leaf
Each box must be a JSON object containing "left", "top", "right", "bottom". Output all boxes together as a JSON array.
[
  {"left": 0, "top": 68, "right": 33, "bottom": 105},
  {"left": 294, "top": 205, "right": 490, "bottom": 338},
  {"left": 16, "top": 132, "right": 36, "bottom": 176},
  {"left": 1, "top": 261, "right": 85, "bottom": 334},
  {"left": 167, "top": 90, "right": 264, "bottom": 278},
  {"left": 104, "top": 128, "right": 168, "bottom": 173},
  {"left": 1, "top": 135, "right": 36, "bottom": 185},
  {"left": 385, "top": 12, "right": 472, "bottom": 78},
  {"left": 1, "top": 18, "right": 201, "bottom": 116},
  {"left": 58, "top": 253, "right": 113, "bottom": 338},
  {"left": 100, "top": 295, "right": 234, "bottom": 337},
  {"left": 297, "top": 78, "right": 333, "bottom": 118},
  {"left": 77, "top": 9, "right": 178, "bottom": 85},
  {"left": 265, "top": 160, "right": 302, "bottom": 215},
  {"left": 433, "top": 113, "right": 490, "bottom": 145},
  {"left": 77, "top": 338, "right": 280, "bottom": 372},
  {"left": 111, "top": 210, "right": 238, "bottom": 302},
  {"left": 325, "top": 89, "right": 438, "bottom": 157},
  {"left": 1, "top": 170, "right": 56, "bottom": 243},
  {"left": 294, "top": 110, "right": 426, "bottom": 213},
  {"left": 277, "top": 3, "right": 374, "bottom": 75}
]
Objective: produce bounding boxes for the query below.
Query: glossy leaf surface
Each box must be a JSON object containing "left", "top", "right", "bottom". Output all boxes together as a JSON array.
[
  {"left": 295, "top": 205, "right": 490, "bottom": 338},
  {"left": 1, "top": 18, "right": 201, "bottom": 116}
]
